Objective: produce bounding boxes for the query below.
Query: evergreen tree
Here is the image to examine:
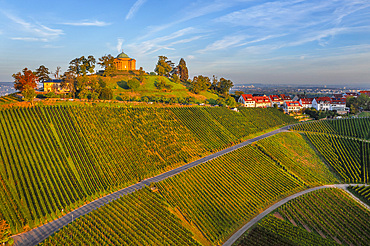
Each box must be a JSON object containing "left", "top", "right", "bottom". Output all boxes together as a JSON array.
[
  {"left": 35, "top": 65, "right": 51, "bottom": 83},
  {"left": 155, "top": 56, "right": 173, "bottom": 76},
  {"left": 178, "top": 58, "right": 188, "bottom": 82}
]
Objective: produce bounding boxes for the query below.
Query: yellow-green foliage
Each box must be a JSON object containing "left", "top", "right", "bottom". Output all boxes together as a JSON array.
[
  {"left": 278, "top": 188, "right": 370, "bottom": 245},
  {"left": 157, "top": 145, "right": 305, "bottom": 244},
  {"left": 0, "top": 106, "right": 294, "bottom": 235},
  {"left": 256, "top": 132, "right": 338, "bottom": 186},
  {"left": 40, "top": 188, "right": 200, "bottom": 246}
]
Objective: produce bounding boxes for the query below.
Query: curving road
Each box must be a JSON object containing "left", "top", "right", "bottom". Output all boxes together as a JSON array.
[
  {"left": 222, "top": 184, "right": 370, "bottom": 246},
  {"left": 12, "top": 125, "right": 291, "bottom": 246}
]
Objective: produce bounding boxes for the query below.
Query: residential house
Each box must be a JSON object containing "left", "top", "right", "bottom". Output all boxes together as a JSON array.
[
  {"left": 238, "top": 94, "right": 255, "bottom": 107},
  {"left": 312, "top": 97, "right": 332, "bottom": 111},
  {"left": 254, "top": 96, "right": 272, "bottom": 108},
  {"left": 283, "top": 101, "right": 302, "bottom": 113},
  {"left": 268, "top": 95, "right": 283, "bottom": 107},
  {"left": 299, "top": 98, "right": 314, "bottom": 108},
  {"left": 43, "top": 80, "right": 70, "bottom": 93}
]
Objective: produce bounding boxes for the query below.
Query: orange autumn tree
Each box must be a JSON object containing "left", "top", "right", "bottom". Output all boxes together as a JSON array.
[{"left": 13, "top": 67, "right": 38, "bottom": 92}]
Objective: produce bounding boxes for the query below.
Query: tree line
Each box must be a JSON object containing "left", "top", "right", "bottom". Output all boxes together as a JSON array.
[{"left": 12, "top": 53, "right": 235, "bottom": 105}]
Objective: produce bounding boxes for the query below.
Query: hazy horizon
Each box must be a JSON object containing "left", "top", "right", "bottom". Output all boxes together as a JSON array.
[{"left": 1, "top": 0, "right": 370, "bottom": 86}]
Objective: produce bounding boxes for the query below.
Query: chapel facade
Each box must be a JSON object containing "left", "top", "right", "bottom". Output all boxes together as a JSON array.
[{"left": 113, "top": 51, "right": 136, "bottom": 71}]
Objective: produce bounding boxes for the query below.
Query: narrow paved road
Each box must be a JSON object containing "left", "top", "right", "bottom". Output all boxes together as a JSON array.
[
  {"left": 222, "top": 184, "right": 370, "bottom": 246},
  {"left": 12, "top": 125, "right": 290, "bottom": 246}
]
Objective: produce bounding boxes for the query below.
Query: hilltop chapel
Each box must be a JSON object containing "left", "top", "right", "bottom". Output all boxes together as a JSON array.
[{"left": 113, "top": 51, "right": 136, "bottom": 71}]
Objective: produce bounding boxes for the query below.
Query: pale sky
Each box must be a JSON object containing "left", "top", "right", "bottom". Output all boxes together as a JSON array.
[{"left": 1, "top": 0, "right": 370, "bottom": 86}]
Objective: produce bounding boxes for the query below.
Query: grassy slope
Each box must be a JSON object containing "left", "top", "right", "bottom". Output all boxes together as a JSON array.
[{"left": 103, "top": 74, "right": 218, "bottom": 102}]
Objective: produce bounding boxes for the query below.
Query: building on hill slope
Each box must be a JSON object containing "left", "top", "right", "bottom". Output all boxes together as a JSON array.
[
  {"left": 43, "top": 79, "right": 70, "bottom": 93},
  {"left": 299, "top": 98, "right": 313, "bottom": 108},
  {"left": 283, "top": 101, "right": 302, "bottom": 113},
  {"left": 269, "top": 95, "right": 284, "bottom": 107},
  {"left": 238, "top": 94, "right": 255, "bottom": 107},
  {"left": 113, "top": 51, "right": 136, "bottom": 71}
]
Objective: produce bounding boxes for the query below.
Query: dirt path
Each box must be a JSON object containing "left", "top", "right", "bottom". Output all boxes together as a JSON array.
[{"left": 12, "top": 125, "right": 291, "bottom": 246}]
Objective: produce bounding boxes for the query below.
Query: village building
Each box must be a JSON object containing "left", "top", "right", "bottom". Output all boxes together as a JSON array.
[
  {"left": 280, "top": 94, "right": 292, "bottom": 103},
  {"left": 344, "top": 92, "right": 358, "bottom": 98},
  {"left": 238, "top": 94, "right": 255, "bottom": 107},
  {"left": 113, "top": 51, "right": 136, "bottom": 71},
  {"left": 330, "top": 97, "right": 347, "bottom": 112},
  {"left": 312, "top": 97, "right": 332, "bottom": 111},
  {"left": 43, "top": 79, "right": 70, "bottom": 93},
  {"left": 254, "top": 96, "right": 271, "bottom": 108},
  {"left": 299, "top": 98, "right": 313, "bottom": 108},
  {"left": 283, "top": 101, "right": 302, "bottom": 113},
  {"left": 268, "top": 95, "right": 283, "bottom": 107},
  {"left": 359, "top": 90, "right": 370, "bottom": 97}
]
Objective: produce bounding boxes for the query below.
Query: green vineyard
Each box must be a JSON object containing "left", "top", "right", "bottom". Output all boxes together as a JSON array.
[
  {"left": 156, "top": 144, "right": 307, "bottom": 245},
  {"left": 276, "top": 188, "right": 370, "bottom": 245},
  {"left": 234, "top": 214, "right": 339, "bottom": 246},
  {"left": 305, "top": 133, "right": 370, "bottom": 183},
  {"left": 255, "top": 132, "right": 338, "bottom": 186},
  {"left": 348, "top": 185, "right": 370, "bottom": 206},
  {"left": 0, "top": 106, "right": 294, "bottom": 235},
  {"left": 40, "top": 188, "right": 200, "bottom": 246},
  {"left": 292, "top": 117, "right": 370, "bottom": 140},
  {"left": 38, "top": 130, "right": 333, "bottom": 246}
]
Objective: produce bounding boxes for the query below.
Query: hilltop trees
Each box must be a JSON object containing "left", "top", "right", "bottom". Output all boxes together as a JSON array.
[
  {"left": 155, "top": 56, "right": 173, "bottom": 76},
  {"left": 13, "top": 68, "right": 38, "bottom": 91},
  {"left": 68, "top": 55, "right": 96, "bottom": 76},
  {"left": 98, "top": 54, "right": 116, "bottom": 76},
  {"left": 178, "top": 58, "right": 188, "bottom": 82},
  {"left": 35, "top": 65, "right": 51, "bottom": 83},
  {"left": 211, "top": 76, "right": 234, "bottom": 96},
  {"left": 190, "top": 75, "right": 211, "bottom": 94}
]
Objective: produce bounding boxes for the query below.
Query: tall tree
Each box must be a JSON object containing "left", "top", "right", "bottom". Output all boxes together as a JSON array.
[
  {"left": 54, "top": 66, "right": 61, "bottom": 79},
  {"left": 61, "top": 71, "right": 76, "bottom": 97},
  {"left": 190, "top": 75, "right": 211, "bottom": 94},
  {"left": 13, "top": 68, "right": 38, "bottom": 91},
  {"left": 218, "top": 77, "right": 234, "bottom": 95},
  {"left": 138, "top": 67, "right": 145, "bottom": 83},
  {"left": 178, "top": 58, "right": 188, "bottom": 82},
  {"left": 68, "top": 55, "right": 96, "bottom": 76},
  {"left": 155, "top": 56, "right": 173, "bottom": 76},
  {"left": 98, "top": 54, "right": 116, "bottom": 76},
  {"left": 35, "top": 65, "right": 51, "bottom": 83}
]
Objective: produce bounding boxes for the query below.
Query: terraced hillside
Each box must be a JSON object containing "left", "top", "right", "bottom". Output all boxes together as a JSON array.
[
  {"left": 40, "top": 188, "right": 200, "bottom": 246},
  {"left": 306, "top": 133, "right": 370, "bottom": 183},
  {"left": 235, "top": 188, "right": 370, "bottom": 246},
  {"left": 38, "top": 131, "right": 334, "bottom": 246},
  {"left": 0, "top": 106, "right": 295, "bottom": 236},
  {"left": 348, "top": 185, "right": 370, "bottom": 206},
  {"left": 255, "top": 132, "right": 337, "bottom": 186},
  {"left": 292, "top": 117, "right": 370, "bottom": 140}
]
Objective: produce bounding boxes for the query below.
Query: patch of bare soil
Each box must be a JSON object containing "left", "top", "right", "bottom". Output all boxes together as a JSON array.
[
  {"left": 300, "top": 223, "right": 312, "bottom": 233},
  {"left": 273, "top": 212, "right": 284, "bottom": 220}
]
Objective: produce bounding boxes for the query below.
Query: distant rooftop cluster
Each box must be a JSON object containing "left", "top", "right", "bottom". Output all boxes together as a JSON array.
[{"left": 238, "top": 91, "right": 370, "bottom": 114}]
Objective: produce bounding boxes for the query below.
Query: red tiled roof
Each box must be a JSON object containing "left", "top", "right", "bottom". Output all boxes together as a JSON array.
[
  {"left": 331, "top": 98, "right": 346, "bottom": 104},
  {"left": 254, "top": 96, "right": 270, "bottom": 103},
  {"left": 315, "top": 97, "right": 332, "bottom": 103},
  {"left": 241, "top": 94, "right": 254, "bottom": 101},
  {"left": 269, "top": 95, "right": 282, "bottom": 101},
  {"left": 360, "top": 91, "right": 370, "bottom": 96},
  {"left": 280, "top": 94, "right": 292, "bottom": 100},
  {"left": 286, "top": 101, "right": 302, "bottom": 107},
  {"left": 300, "top": 98, "right": 313, "bottom": 104}
]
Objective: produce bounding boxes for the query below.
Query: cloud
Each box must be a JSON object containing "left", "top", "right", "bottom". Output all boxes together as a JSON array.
[
  {"left": 3, "top": 11, "right": 63, "bottom": 41},
  {"left": 11, "top": 37, "right": 46, "bottom": 42},
  {"left": 127, "top": 27, "right": 201, "bottom": 56},
  {"left": 126, "top": 0, "right": 147, "bottom": 20},
  {"left": 62, "top": 20, "right": 111, "bottom": 26},
  {"left": 116, "top": 38, "right": 124, "bottom": 52}
]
